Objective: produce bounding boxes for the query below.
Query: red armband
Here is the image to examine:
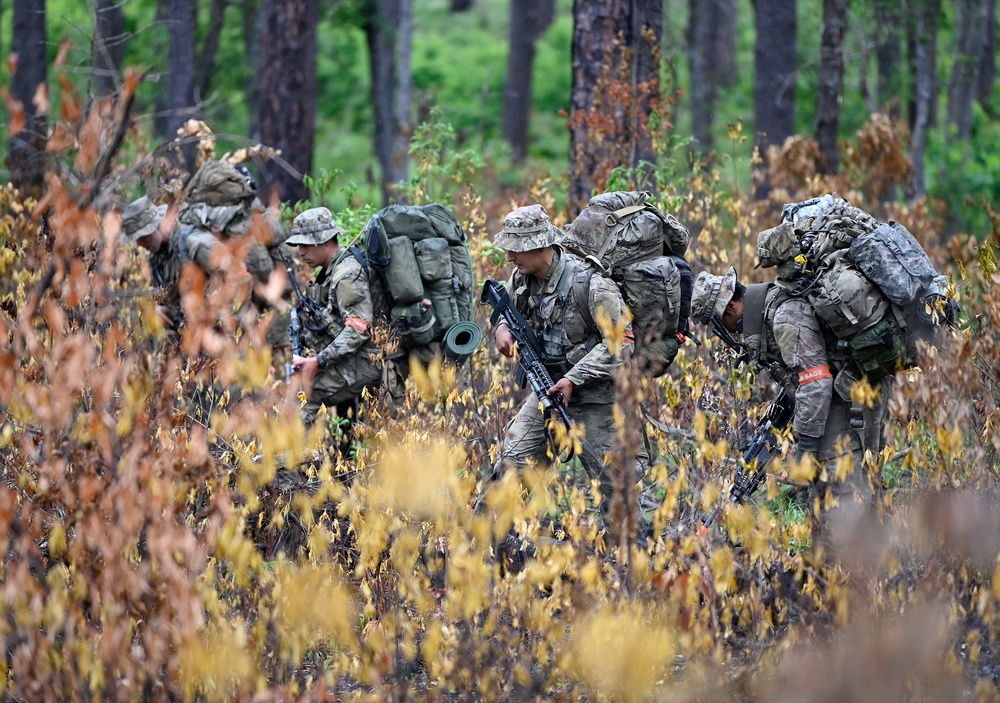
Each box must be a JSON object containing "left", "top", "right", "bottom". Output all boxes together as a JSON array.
[
  {"left": 344, "top": 317, "right": 373, "bottom": 335},
  {"left": 798, "top": 365, "right": 832, "bottom": 385}
]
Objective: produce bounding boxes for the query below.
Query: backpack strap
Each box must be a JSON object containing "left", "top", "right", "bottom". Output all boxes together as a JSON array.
[
  {"left": 594, "top": 203, "right": 652, "bottom": 262},
  {"left": 742, "top": 282, "right": 773, "bottom": 340}
]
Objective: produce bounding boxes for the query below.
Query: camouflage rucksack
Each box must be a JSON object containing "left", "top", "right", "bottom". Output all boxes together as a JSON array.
[
  {"left": 355, "top": 203, "right": 479, "bottom": 358},
  {"left": 756, "top": 194, "right": 958, "bottom": 387},
  {"left": 560, "top": 191, "right": 693, "bottom": 376}
]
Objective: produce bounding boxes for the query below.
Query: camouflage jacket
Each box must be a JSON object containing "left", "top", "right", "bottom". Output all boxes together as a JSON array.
[
  {"left": 178, "top": 199, "right": 287, "bottom": 283},
  {"left": 747, "top": 284, "right": 851, "bottom": 440},
  {"left": 147, "top": 229, "right": 185, "bottom": 327},
  {"left": 304, "top": 248, "right": 378, "bottom": 368},
  {"left": 504, "top": 245, "right": 633, "bottom": 405}
]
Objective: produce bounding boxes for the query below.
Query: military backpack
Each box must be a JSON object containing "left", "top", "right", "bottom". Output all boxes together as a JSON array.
[
  {"left": 560, "top": 191, "right": 693, "bottom": 376},
  {"left": 354, "top": 203, "right": 480, "bottom": 359},
  {"left": 756, "top": 194, "right": 958, "bottom": 387}
]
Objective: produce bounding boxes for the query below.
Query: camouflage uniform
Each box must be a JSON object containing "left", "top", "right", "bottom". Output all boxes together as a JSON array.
[
  {"left": 286, "top": 208, "right": 382, "bottom": 426},
  {"left": 692, "top": 268, "right": 893, "bottom": 555},
  {"left": 492, "top": 205, "right": 638, "bottom": 517},
  {"left": 122, "top": 196, "right": 185, "bottom": 329}
]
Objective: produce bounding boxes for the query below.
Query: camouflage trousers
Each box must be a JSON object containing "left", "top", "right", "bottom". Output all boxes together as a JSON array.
[
  {"left": 493, "top": 392, "right": 649, "bottom": 524},
  {"left": 807, "top": 376, "right": 894, "bottom": 566},
  {"left": 302, "top": 354, "right": 382, "bottom": 426}
]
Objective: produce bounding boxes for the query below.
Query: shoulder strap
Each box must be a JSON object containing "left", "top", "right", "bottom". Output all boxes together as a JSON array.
[{"left": 742, "top": 282, "right": 773, "bottom": 340}]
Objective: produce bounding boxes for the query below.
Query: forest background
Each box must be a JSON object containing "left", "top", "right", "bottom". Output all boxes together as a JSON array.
[{"left": 2, "top": 0, "right": 1000, "bottom": 701}]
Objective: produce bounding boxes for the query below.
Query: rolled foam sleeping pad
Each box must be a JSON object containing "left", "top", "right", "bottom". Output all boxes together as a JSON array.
[{"left": 442, "top": 321, "right": 484, "bottom": 361}]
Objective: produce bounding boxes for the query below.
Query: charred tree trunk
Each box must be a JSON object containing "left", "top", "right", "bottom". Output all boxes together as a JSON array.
[
  {"left": 364, "top": 0, "right": 413, "bottom": 205},
  {"left": 976, "top": 0, "right": 997, "bottom": 112},
  {"left": 873, "top": 0, "right": 903, "bottom": 116},
  {"left": 450, "top": 0, "right": 473, "bottom": 10},
  {"left": 946, "top": 0, "right": 990, "bottom": 143},
  {"left": 8, "top": 0, "right": 47, "bottom": 199},
  {"left": 167, "top": 0, "right": 197, "bottom": 169},
  {"left": 258, "top": 0, "right": 317, "bottom": 204},
  {"left": 631, "top": 0, "right": 662, "bottom": 184},
  {"left": 196, "top": 0, "right": 229, "bottom": 102},
  {"left": 814, "top": 0, "right": 846, "bottom": 174},
  {"left": 715, "top": 0, "right": 738, "bottom": 87},
  {"left": 242, "top": 0, "right": 262, "bottom": 141},
  {"left": 752, "top": 0, "right": 797, "bottom": 199},
  {"left": 908, "top": 0, "right": 941, "bottom": 200},
  {"left": 688, "top": 0, "right": 718, "bottom": 154},
  {"left": 501, "top": 0, "right": 555, "bottom": 162},
  {"left": 92, "top": 0, "right": 124, "bottom": 98}
]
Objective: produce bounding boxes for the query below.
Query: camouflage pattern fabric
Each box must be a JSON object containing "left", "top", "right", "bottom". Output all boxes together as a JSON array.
[
  {"left": 300, "top": 247, "right": 381, "bottom": 425},
  {"left": 493, "top": 204, "right": 559, "bottom": 252},
  {"left": 690, "top": 267, "right": 738, "bottom": 326},
  {"left": 121, "top": 196, "right": 167, "bottom": 244},
  {"left": 147, "top": 228, "right": 186, "bottom": 327}
]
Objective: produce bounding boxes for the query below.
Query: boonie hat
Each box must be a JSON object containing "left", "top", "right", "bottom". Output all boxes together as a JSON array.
[
  {"left": 690, "top": 266, "right": 738, "bottom": 325},
  {"left": 285, "top": 207, "right": 346, "bottom": 246},
  {"left": 121, "top": 196, "right": 167, "bottom": 244},
  {"left": 494, "top": 204, "right": 558, "bottom": 252}
]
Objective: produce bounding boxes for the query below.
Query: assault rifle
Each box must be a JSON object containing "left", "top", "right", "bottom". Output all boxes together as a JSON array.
[
  {"left": 481, "top": 279, "right": 573, "bottom": 456},
  {"left": 280, "top": 251, "right": 328, "bottom": 380},
  {"left": 704, "top": 388, "right": 795, "bottom": 527}
]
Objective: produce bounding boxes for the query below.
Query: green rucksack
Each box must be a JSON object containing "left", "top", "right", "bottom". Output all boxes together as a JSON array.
[
  {"left": 355, "top": 203, "right": 480, "bottom": 360},
  {"left": 756, "top": 194, "right": 958, "bottom": 391},
  {"left": 560, "top": 191, "right": 693, "bottom": 377}
]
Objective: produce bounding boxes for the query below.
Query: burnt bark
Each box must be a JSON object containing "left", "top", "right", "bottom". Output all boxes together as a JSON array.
[
  {"left": 258, "top": 0, "right": 318, "bottom": 204},
  {"left": 752, "top": 0, "right": 797, "bottom": 199},
  {"left": 167, "top": 0, "right": 197, "bottom": 169},
  {"left": 450, "top": 0, "right": 472, "bottom": 10},
  {"left": 631, "top": 0, "right": 662, "bottom": 184},
  {"left": 873, "top": 0, "right": 903, "bottom": 116},
  {"left": 364, "top": 0, "right": 413, "bottom": 205},
  {"left": 908, "top": 0, "right": 941, "bottom": 200},
  {"left": 92, "top": 0, "right": 125, "bottom": 97},
  {"left": 195, "top": 0, "right": 229, "bottom": 102},
  {"left": 501, "top": 0, "right": 555, "bottom": 162},
  {"left": 242, "top": 0, "right": 262, "bottom": 141},
  {"left": 688, "top": 0, "right": 718, "bottom": 154},
  {"left": 814, "top": 0, "right": 846, "bottom": 174},
  {"left": 715, "top": 0, "right": 738, "bottom": 87},
  {"left": 8, "top": 0, "right": 47, "bottom": 199},
  {"left": 976, "top": 0, "right": 997, "bottom": 111},
  {"left": 946, "top": 0, "right": 990, "bottom": 143}
]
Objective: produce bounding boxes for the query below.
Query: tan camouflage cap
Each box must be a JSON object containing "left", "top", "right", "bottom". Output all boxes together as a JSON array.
[
  {"left": 121, "top": 196, "right": 167, "bottom": 244},
  {"left": 285, "top": 207, "right": 345, "bottom": 246},
  {"left": 690, "top": 266, "right": 738, "bottom": 325},
  {"left": 494, "top": 204, "right": 557, "bottom": 252}
]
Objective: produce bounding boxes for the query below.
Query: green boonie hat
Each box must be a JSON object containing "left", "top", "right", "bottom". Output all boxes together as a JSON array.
[
  {"left": 690, "top": 266, "right": 738, "bottom": 326},
  {"left": 494, "top": 204, "right": 558, "bottom": 252},
  {"left": 285, "top": 207, "right": 345, "bottom": 246},
  {"left": 121, "top": 196, "right": 167, "bottom": 244}
]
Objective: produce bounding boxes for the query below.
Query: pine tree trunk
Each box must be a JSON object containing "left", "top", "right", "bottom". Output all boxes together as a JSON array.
[
  {"left": 258, "top": 0, "right": 317, "bottom": 204},
  {"left": 242, "top": 0, "right": 262, "bottom": 141},
  {"left": 688, "top": 0, "right": 718, "bottom": 154},
  {"left": 908, "top": 0, "right": 941, "bottom": 200},
  {"left": 167, "top": 0, "right": 197, "bottom": 169},
  {"left": 365, "top": 0, "right": 412, "bottom": 205},
  {"left": 752, "top": 0, "right": 797, "bottom": 199},
  {"left": 975, "top": 0, "right": 997, "bottom": 112},
  {"left": 501, "top": 0, "right": 555, "bottom": 162},
  {"left": 715, "top": 0, "right": 738, "bottom": 87},
  {"left": 92, "top": 0, "right": 124, "bottom": 98},
  {"left": 873, "top": 0, "right": 903, "bottom": 116},
  {"left": 196, "top": 0, "right": 229, "bottom": 101},
  {"left": 631, "top": 0, "right": 662, "bottom": 185},
  {"left": 814, "top": 0, "right": 846, "bottom": 174},
  {"left": 450, "top": 0, "right": 472, "bottom": 10},
  {"left": 946, "top": 0, "right": 990, "bottom": 143},
  {"left": 9, "top": 0, "right": 47, "bottom": 199}
]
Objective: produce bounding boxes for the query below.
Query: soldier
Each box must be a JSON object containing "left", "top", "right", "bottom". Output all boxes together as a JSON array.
[
  {"left": 490, "top": 204, "right": 640, "bottom": 522},
  {"left": 285, "top": 207, "right": 383, "bottom": 427},
  {"left": 691, "top": 266, "right": 893, "bottom": 558},
  {"left": 121, "top": 195, "right": 183, "bottom": 330}
]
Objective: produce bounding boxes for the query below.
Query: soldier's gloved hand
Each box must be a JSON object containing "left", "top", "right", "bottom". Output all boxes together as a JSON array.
[
  {"left": 494, "top": 323, "right": 515, "bottom": 357},
  {"left": 547, "top": 377, "right": 574, "bottom": 408},
  {"left": 794, "top": 433, "right": 821, "bottom": 463}
]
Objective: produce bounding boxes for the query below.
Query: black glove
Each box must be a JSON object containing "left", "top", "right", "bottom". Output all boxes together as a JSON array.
[{"left": 795, "top": 433, "right": 821, "bottom": 462}]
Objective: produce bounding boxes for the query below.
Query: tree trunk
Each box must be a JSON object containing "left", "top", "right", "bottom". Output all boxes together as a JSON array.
[
  {"left": 873, "top": 0, "right": 903, "bottom": 116},
  {"left": 946, "top": 0, "right": 990, "bottom": 143},
  {"left": 814, "top": 0, "right": 846, "bottom": 174},
  {"left": 502, "top": 0, "right": 556, "bottom": 161},
  {"left": 242, "top": 0, "right": 262, "bottom": 141},
  {"left": 167, "top": 0, "right": 197, "bottom": 169},
  {"left": 688, "top": 0, "right": 718, "bottom": 154},
  {"left": 364, "top": 0, "right": 412, "bottom": 205},
  {"left": 976, "top": 0, "right": 997, "bottom": 111},
  {"left": 154, "top": 0, "right": 170, "bottom": 138},
  {"left": 196, "top": 0, "right": 229, "bottom": 102},
  {"left": 715, "top": 0, "right": 738, "bottom": 87},
  {"left": 450, "top": 0, "right": 473, "bottom": 10},
  {"left": 631, "top": 0, "right": 662, "bottom": 184},
  {"left": 752, "top": 0, "right": 797, "bottom": 199},
  {"left": 908, "top": 0, "right": 941, "bottom": 200},
  {"left": 258, "top": 0, "right": 318, "bottom": 204},
  {"left": 92, "top": 0, "right": 124, "bottom": 98},
  {"left": 8, "top": 0, "right": 47, "bottom": 199}
]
